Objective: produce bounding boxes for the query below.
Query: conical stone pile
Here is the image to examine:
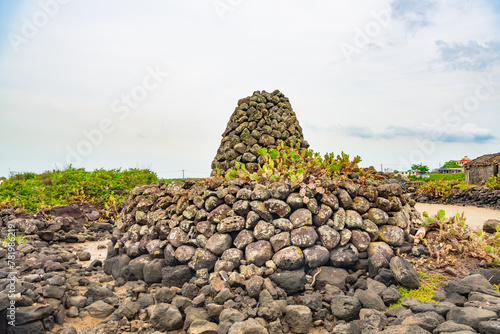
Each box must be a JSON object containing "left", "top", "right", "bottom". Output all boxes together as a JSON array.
[{"left": 211, "top": 90, "right": 309, "bottom": 175}]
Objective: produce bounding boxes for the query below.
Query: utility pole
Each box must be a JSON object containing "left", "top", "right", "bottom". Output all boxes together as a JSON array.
[
  {"left": 381, "top": 164, "right": 383, "bottom": 173},
  {"left": 182, "top": 170, "right": 185, "bottom": 179}
]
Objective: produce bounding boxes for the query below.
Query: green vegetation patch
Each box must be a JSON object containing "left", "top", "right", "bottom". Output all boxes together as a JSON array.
[
  {"left": 388, "top": 272, "right": 448, "bottom": 309},
  {"left": 415, "top": 178, "right": 470, "bottom": 198},
  {"left": 3, "top": 234, "right": 28, "bottom": 245},
  {"left": 0, "top": 167, "right": 159, "bottom": 213},
  {"left": 427, "top": 172, "right": 465, "bottom": 182},
  {"left": 486, "top": 174, "right": 500, "bottom": 189},
  {"left": 418, "top": 210, "right": 500, "bottom": 266},
  {"left": 220, "top": 140, "right": 363, "bottom": 183},
  {"left": 409, "top": 171, "right": 465, "bottom": 182}
]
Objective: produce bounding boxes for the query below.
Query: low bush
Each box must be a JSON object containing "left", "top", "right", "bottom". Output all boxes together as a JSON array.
[
  {"left": 0, "top": 167, "right": 159, "bottom": 213},
  {"left": 428, "top": 172, "right": 465, "bottom": 181},
  {"left": 416, "top": 209, "right": 500, "bottom": 266},
  {"left": 486, "top": 174, "right": 500, "bottom": 189},
  {"left": 415, "top": 179, "right": 471, "bottom": 198}
]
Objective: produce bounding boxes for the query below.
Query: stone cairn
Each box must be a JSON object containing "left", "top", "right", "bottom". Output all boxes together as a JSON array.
[
  {"left": 97, "top": 92, "right": 500, "bottom": 333},
  {"left": 2, "top": 92, "right": 500, "bottom": 333},
  {"left": 211, "top": 90, "right": 309, "bottom": 175}
]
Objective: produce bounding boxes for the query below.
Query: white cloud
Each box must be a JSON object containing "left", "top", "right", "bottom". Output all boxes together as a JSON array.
[
  {"left": 435, "top": 40, "right": 500, "bottom": 70},
  {"left": 311, "top": 122, "right": 495, "bottom": 143},
  {"left": 390, "top": 0, "right": 436, "bottom": 33},
  {"left": 1, "top": 0, "right": 500, "bottom": 177}
]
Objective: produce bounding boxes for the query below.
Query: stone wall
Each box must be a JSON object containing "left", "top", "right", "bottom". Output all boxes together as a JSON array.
[
  {"left": 412, "top": 186, "right": 500, "bottom": 210},
  {"left": 466, "top": 164, "right": 497, "bottom": 185},
  {"left": 108, "top": 177, "right": 420, "bottom": 290},
  {"left": 210, "top": 90, "right": 309, "bottom": 175}
]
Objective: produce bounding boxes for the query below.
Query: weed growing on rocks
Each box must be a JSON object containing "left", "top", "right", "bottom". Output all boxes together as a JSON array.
[
  {"left": 415, "top": 209, "right": 500, "bottom": 266},
  {"left": 222, "top": 140, "right": 363, "bottom": 184},
  {"left": 3, "top": 234, "right": 28, "bottom": 244},
  {"left": 388, "top": 271, "right": 448, "bottom": 309}
]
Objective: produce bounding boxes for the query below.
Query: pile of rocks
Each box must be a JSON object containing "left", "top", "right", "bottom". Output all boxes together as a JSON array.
[
  {"left": 1, "top": 212, "right": 500, "bottom": 334},
  {"left": 111, "top": 177, "right": 421, "bottom": 280},
  {"left": 0, "top": 205, "right": 115, "bottom": 333},
  {"left": 98, "top": 176, "right": 432, "bottom": 331},
  {"left": 1, "top": 184, "right": 499, "bottom": 333},
  {"left": 210, "top": 90, "right": 309, "bottom": 175},
  {"left": 0, "top": 204, "right": 113, "bottom": 244}
]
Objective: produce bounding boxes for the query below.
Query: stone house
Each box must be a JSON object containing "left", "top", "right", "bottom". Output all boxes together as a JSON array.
[{"left": 464, "top": 153, "right": 500, "bottom": 184}]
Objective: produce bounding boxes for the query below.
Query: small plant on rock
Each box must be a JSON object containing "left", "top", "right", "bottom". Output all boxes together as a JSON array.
[
  {"left": 3, "top": 234, "right": 28, "bottom": 245},
  {"left": 224, "top": 140, "right": 363, "bottom": 184},
  {"left": 388, "top": 271, "right": 448, "bottom": 309}
]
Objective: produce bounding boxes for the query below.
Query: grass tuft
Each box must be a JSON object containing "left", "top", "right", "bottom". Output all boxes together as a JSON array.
[{"left": 387, "top": 272, "right": 448, "bottom": 309}]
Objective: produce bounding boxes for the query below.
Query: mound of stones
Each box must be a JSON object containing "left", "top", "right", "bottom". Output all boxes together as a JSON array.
[
  {"left": 101, "top": 177, "right": 432, "bottom": 329},
  {"left": 210, "top": 90, "right": 309, "bottom": 175},
  {"left": 1, "top": 187, "right": 500, "bottom": 333},
  {"left": 0, "top": 204, "right": 112, "bottom": 244},
  {"left": 111, "top": 177, "right": 420, "bottom": 281}
]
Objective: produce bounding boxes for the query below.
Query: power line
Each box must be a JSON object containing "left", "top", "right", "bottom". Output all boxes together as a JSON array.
[
  {"left": 156, "top": 169, "right": 210, "bottom": 180},
  {"left": 157, "top": 170, "right": 208, "bottom": 174}
]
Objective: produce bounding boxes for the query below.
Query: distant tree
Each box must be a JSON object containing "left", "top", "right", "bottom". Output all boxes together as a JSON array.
[
  {"left": 441, "top": 160, "right": 461, "bottom": 169},
  {"left": 411, "top": 164, "right": 429, "bottom": 172}
]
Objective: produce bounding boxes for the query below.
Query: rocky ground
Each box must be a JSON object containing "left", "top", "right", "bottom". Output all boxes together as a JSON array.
[{"left": 1, "top": 202, "right": 500, "bottom": 334}]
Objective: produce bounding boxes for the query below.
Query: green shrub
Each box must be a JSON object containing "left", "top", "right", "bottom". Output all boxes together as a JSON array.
[
  {"left": 429, "top": 172, "right": 465, "bottom": 181},
  {"left": 0, "top": 166, "right": 159, "bottom": 213},
  {"left": 416, "top": 179, "right": 471, "bottom": 198},
  {"left": 409, "top": 172, "right": 464, "bottom": 182},
  {"left": 486, "top": 174, "right": 500, "bottom": 189}
]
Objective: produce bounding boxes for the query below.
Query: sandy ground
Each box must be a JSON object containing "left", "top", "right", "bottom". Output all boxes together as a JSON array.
[
  {"left": 66, "top": 239, "right": 110, "bottom": 265},
  {"left": 415, "top": 203, "right": 500, "bottom": 229}
]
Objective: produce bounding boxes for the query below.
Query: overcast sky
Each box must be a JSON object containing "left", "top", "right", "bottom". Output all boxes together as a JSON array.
[{"left": 1, "top": 0, "right": 499, "bottom": 179}]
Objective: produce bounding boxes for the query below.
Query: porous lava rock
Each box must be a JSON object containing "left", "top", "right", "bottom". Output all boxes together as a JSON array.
[{"left": 210, "top": 90, "right": 309, "bottom": 175}]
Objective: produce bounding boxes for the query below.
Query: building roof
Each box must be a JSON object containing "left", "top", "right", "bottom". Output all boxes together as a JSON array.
[{"left": 465, "top": 153, "right": 500, "bottom": 168}]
